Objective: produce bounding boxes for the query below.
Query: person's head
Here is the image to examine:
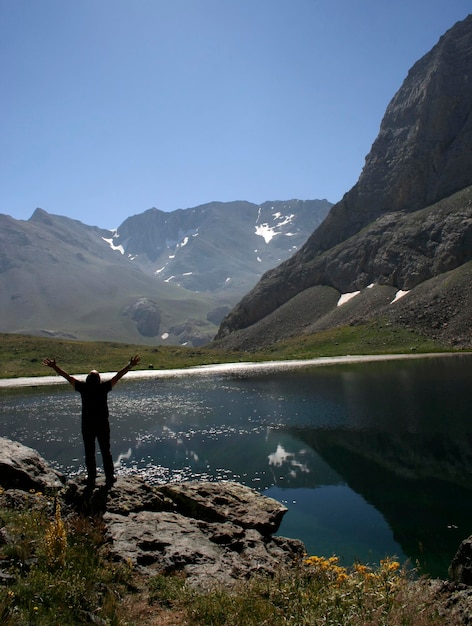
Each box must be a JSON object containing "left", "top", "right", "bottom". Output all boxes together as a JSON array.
[{"left": 86, "top": 370, "right": 101, "bottom": 385}]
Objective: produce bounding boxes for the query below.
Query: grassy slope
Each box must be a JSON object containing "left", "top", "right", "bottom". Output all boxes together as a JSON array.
[{"left": 0, "top": 321, "right": 458, "bottom": 379}]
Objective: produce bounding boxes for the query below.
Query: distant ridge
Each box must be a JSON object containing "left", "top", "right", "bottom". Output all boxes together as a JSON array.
[{"left": 0, "top": 199, "right": 330, "bottom": 346}]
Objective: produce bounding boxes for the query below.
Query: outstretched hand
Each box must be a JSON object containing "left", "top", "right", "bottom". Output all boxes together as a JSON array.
[
  {"left": 129, "top": 355, "right": 141, "bottom": 368},
  {"left": 42, "top": 358, "right": 75, "bottom": 385}
]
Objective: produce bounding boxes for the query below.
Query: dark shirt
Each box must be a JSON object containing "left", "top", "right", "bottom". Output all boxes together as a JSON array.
[{"left": 75, "top": 380, "right": 113, "bottom": 422}]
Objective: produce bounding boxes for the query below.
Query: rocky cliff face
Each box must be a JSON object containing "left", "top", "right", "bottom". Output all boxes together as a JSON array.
[{"left": 216, "top": 15, "right": 472, "bottom": 347}]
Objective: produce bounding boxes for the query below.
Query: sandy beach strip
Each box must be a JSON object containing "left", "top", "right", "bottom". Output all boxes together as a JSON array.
[{"left": 0, "top": 352, "right": 469, "bottom": 389}]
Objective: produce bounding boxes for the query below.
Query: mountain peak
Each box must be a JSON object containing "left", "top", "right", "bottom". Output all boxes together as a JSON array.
[{"left": 30, "top": 208, "right": 52, "bottom": 224}]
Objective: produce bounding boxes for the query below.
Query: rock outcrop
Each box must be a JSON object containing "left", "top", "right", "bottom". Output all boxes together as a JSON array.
[
  {"left": 0, "top": 439, "right": 304, "bottom": 586},
  {"left": 0, "top": 437, "right": 65, "bottom": 492},
  {"left": 63, "top": 476, "right": 302, "bottom": 586},
  {"left": 450, "top": 537, "right": 472, "bottom": 586},
  {"left": 215, "top": 15, "right": 472, "bottom": 349},
  {"left": 124, "top": 297, "right": 161, "bottom": 337}
]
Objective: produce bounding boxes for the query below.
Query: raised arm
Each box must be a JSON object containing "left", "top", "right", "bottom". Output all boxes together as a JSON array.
[
  {"left": 110, "top": 355, "right": 141, "bottom": 388},
  {"left": 42, "top": 358, "right": 78, "bottom": 387}
]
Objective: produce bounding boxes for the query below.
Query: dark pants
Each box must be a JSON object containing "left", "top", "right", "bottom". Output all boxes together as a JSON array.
[{"left": 81, "top": 419, "right": 114, "bottom": 485}]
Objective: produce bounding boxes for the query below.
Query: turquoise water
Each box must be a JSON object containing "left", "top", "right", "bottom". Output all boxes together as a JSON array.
[{"left": 1, "top": 354, "right": 472, "bottom": 577}]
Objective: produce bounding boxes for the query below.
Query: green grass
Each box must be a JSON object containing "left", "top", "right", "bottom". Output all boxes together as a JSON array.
[
  {"left": 172, "top": 557, "right": 451, "bottom": 626},
  {"left": 0, "top": 333, "right": 234, "bottom": 379},
  {"left": 254, "top": 319, "right": 447, "bottom": 360},
  {"left": 0, "top": 490, "right": 134, "bottom": 625},
  {"left": 0, "top": 323, "right": 458, "bottom": 380}
]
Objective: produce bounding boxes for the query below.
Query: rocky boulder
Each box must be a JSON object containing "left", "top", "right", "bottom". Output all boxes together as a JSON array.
[
  {"left": 159, "top": 481, "right": 287, "bottom": 535},
  {"left": 64, "top": 477, "right": 301, "bottom": 586},
  {"left": 124, "top": 297, "right": 161, "bottom": 337},
  {"left": 103, "top": 503, "right": 303, "bottom": 586},
  {"left": 450, "top": 536, "right": 472, "bottom": 586},
  {"left": 0, "top": 437, "right": 65, "bottom": 492}
]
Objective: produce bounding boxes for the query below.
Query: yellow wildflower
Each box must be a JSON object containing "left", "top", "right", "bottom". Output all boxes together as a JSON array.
[{"left": 44, "top": 499, "right": 67, "bottom": 567}]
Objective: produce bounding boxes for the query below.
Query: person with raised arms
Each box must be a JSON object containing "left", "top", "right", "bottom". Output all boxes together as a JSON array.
[{"left": 42, "top": 355, "right": 141, "bottom": 489}]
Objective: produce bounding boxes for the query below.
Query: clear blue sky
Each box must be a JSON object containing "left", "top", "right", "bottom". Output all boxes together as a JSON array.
[{"left": 2, "top": 1, "right": 471, "bottom": 228}]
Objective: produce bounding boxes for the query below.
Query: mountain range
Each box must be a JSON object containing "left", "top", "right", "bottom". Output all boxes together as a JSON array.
[
  {"left": 4, "top": 15, "right": 472, "bottom": 352},
  {"left": 0, "top": 200, "right": 330, "bottom": 346},
  {"left": 215, "top": 14, "right": 472, "bottom": 351}
]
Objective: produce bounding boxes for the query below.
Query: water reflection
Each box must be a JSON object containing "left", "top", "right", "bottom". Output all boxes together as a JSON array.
[
  {"left": 287, "top": 427, "right": 472, "bottom": 577},
  {"left": 1, "top": 354, "right": 472, "bottom": 577}
]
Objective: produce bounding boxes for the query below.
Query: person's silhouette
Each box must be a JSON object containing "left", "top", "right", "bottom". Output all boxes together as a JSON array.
[{"left": 43, "top": 355, "right": 140, "bottom": 488}]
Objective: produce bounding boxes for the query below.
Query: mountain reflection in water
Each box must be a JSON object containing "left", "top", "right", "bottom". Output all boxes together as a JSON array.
[
  {"left": 1, "top": 354, "right": 472, "bottom": 578},
  {"left": 288, "top": 427, "right": 472, "bottom": 578}
]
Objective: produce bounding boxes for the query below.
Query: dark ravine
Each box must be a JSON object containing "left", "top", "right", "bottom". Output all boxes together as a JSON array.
[{"left": 216, "top": 15, "right": 472, "bottom": 350}]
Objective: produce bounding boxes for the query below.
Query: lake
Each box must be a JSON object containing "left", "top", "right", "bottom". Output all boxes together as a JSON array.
[{"left": 1, "top": 353, "right": 472, "bottom": 578}]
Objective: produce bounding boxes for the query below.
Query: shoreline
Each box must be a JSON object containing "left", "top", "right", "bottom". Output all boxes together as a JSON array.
[{"left": 0, "top": 351, "right": 469, "bottom": 388}]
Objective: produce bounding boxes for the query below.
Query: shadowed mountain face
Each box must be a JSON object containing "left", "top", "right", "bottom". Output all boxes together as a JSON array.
[
  {"left": 216, "top": 15, "right": 472, "bottom": 349},
  {"left": 0, "top": 200, "right": 330, "bottom": 346}
]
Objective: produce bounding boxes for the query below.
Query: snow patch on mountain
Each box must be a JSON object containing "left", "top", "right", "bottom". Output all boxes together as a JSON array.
[
  {"left": 391, "top": 289, "right": 410, "bottom": 303},
  {"left": 337, "top": 291, "right": 361, "bottom": 306},
  {"left": 255, "top": 223, "right": 277, "bottom": 243},
  {"left": 165, "top": 229, "right": 198, "bottom": 250},
  {"left": 255, "top": 207, "right": 296, "bottom": 244},
  {"left": 102, "top": 234, "right": 125, "bottom": 254},
  {"left": 276, "top": 214, "right": 295, "bottom": 227}
]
